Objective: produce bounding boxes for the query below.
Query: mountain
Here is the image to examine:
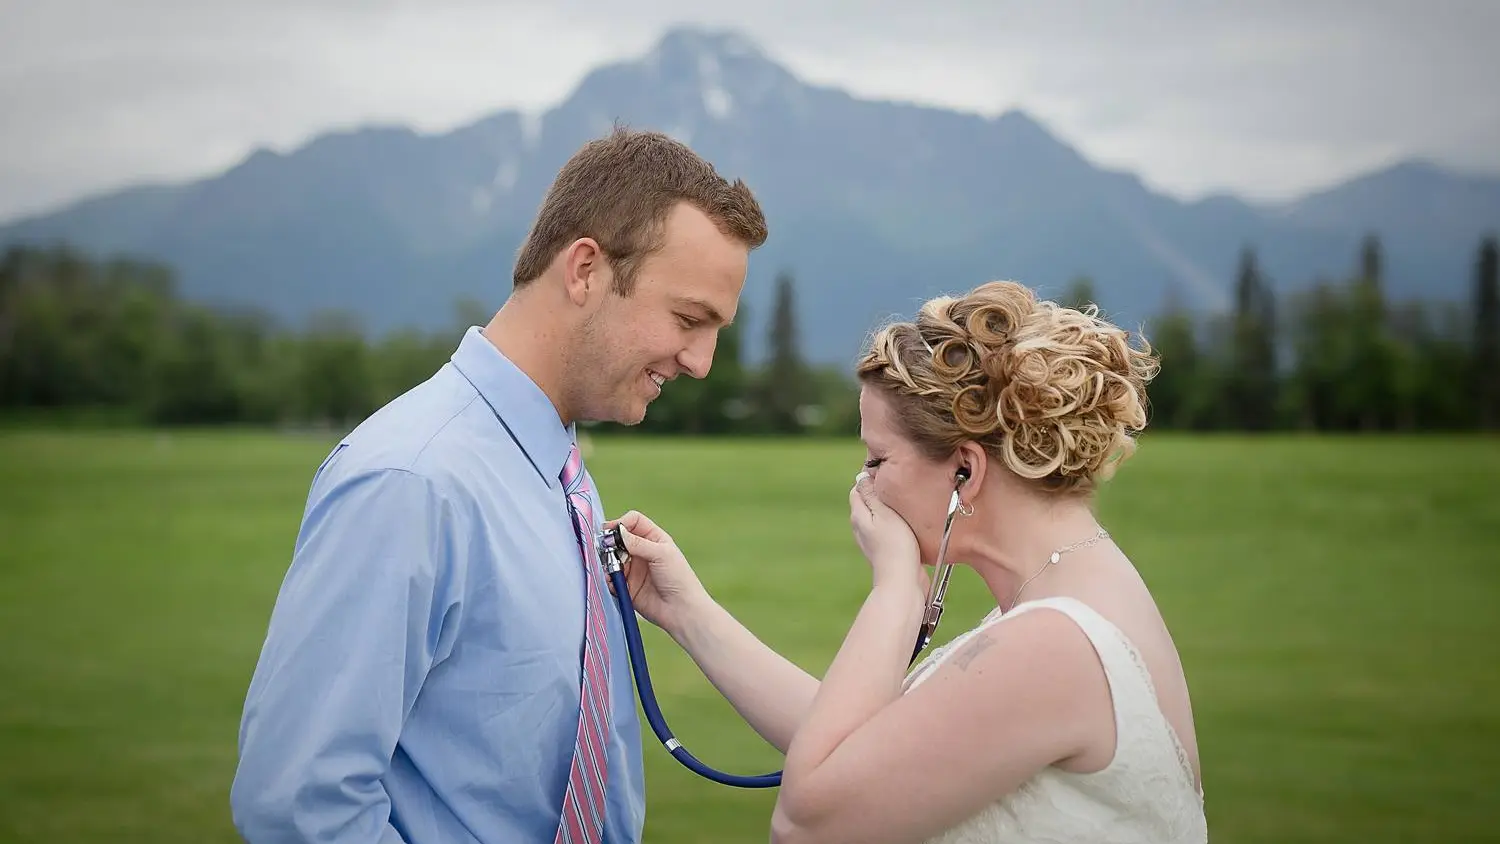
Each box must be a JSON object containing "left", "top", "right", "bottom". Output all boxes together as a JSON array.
[{"left": 3, "top": 26, "right": 1498, "bottom": 365}]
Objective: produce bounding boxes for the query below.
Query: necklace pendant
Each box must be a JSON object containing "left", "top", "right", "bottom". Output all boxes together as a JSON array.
[{"left": 1049, "top": 551, "right": 1061, "bottom": 565}]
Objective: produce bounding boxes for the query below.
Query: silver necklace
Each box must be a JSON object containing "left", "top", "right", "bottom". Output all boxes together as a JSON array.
[{"left": 1005, "top": 527, "right": 1110, "bottom": 611}]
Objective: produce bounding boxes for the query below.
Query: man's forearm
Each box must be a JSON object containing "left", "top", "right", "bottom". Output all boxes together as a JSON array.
[{"left": 670, "top": 597, "right": 820, "bottom": 754}]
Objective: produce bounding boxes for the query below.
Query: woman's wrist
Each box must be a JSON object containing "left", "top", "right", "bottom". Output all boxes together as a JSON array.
[
  {"left": 870, "top": 562, "right": 927, "bottom": 606},
  {"left": 665, "top": 589, "right": 724, "bottom": 648},
  {"left": 869, "top": 578, "right": 926, "bottom": 621}
]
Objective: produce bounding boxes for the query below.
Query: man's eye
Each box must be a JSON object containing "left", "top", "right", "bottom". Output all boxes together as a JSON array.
[{"left": 677, "top": 314, "right": 700, "bottom": 328}]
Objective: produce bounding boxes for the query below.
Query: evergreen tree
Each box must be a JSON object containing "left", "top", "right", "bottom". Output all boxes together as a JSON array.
[
  {"left": 1475, "top": 235, "right": 1500, "bottom": 429},
  {"left": 1346, "top": 233, "right": 1397, "bottom": 429},
  {"left": 1285, "top": 280, "right": 1347, "bottom": 430},
  {"left": 1142, "top": 284, "right": 1203, "bottom": 429},
  {"left": 1228, "top": 246, "right": 1278, "bottom": 430},
  {"left": 758, "top": 270, "right": 811, "bottom": 434},
  {"left": 1359, "top": 233, "right": 1383, "bottom": 295}
]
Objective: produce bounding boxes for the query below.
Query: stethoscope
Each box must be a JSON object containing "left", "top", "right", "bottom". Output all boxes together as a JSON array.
[{"left": 593, "top": 466, "right": 972, "bottom": 788}]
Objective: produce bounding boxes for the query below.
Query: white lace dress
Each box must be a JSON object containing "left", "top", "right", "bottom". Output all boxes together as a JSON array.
[{"left": 903, "top": 596, "right": 1209, "bottom": 844}]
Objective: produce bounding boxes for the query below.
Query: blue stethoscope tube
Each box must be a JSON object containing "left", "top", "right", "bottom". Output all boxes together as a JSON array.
[
  {"left": 594, "top": 477, "right": 966, "bottom": 789},
  {"left": 603, "top": 561, "right": 784, "bottom": 787}
]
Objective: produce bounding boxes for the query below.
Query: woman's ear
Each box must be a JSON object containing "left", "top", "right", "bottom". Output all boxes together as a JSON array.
[{"left": 953, "top": 442, "right": 988, "bottom": 500}]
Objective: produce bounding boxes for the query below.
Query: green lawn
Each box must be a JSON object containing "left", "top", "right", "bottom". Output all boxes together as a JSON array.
[{"left": 1, "top": 430, "right": 1497, "bottom": 843}]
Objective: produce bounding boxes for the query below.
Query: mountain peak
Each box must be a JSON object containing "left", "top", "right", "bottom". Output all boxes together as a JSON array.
[
  {"left": 559, "top": 25, "right": 798, "bottom": 131},
  {"left": 990, "top": 109, "right": 1068, "bottom": 146},
  {"left": 649, "top": 26, "right": 768, "bottom": 64},
  {"left": 643, "top": 25, "right": 796, "bottom": 106}
]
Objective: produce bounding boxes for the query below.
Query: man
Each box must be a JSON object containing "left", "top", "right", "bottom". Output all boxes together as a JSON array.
[{"left": 230, "top": 127, "right": 768, "bottom": 844}]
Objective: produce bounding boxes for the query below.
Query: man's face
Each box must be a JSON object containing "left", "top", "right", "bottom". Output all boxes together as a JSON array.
[{"left": 576, "top": 202, "right": 750, "bottom": 425}]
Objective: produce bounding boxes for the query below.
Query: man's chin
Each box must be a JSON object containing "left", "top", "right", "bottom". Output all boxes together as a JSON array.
[
  {"left": 610, "top": 398, "right": 652, "bottom": 427},
  {"left": 594, "top": 383, "right": 661, "bottom": 426}
]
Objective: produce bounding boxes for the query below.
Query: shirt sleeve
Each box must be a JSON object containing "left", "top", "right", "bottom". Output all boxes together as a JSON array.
[{"left": 230, "top": 464, "right": 462, "bottom": 844}]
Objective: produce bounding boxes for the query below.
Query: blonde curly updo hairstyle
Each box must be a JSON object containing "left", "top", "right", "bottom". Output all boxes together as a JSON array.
[{"left": 855, "top": 280, "right": 1160, "bottom": 496}]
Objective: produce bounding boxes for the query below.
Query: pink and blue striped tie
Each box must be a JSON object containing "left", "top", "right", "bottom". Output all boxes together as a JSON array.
[{"left": 556, "top": 444, "right": 612, "bottom": 844}]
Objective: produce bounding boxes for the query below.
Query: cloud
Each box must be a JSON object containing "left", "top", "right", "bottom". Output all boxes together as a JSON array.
[
  {"left": 1, "top": 0, "right": 1496, "bottom": 221},
  {"left": 0, "top": 0, "right": 636, "bottom": 220}
]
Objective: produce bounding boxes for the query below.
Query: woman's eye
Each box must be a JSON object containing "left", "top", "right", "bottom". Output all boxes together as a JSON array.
[{"left": 863, "top": 458, "right": 884, "bottom": 469}]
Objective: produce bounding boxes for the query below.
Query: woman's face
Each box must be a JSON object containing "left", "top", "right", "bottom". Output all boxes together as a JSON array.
[{"left": 857, "top": 385, "right": 966, "bottom": 568}]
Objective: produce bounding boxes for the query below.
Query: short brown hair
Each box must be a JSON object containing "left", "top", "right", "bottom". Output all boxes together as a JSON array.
[
  {"left": 512, "top": 126, "right": 768, "bottom": 294},
  {"left": 855, "top": 281, "right": 1159, "bottom": 496}
]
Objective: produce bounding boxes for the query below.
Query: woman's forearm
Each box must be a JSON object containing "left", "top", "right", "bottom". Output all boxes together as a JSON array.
[
  {"left": 670, "top": 597, "right": 821, "bottom": 754},
  {"left": 782, "top": 583, "right": 924, "bottom": 783}
]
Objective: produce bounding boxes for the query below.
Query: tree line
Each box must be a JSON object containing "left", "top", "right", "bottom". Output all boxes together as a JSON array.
[
  {"left": 0, "top": 244, "right": 856, "bottom": 435},
  {"left": 1, "top": 235, "right": 1496, "bottom": 435},
  {"left": 1129, "top": 233, "right": 1498, "bottom": 432}
]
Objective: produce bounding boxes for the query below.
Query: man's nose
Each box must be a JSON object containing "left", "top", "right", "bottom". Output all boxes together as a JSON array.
[{"left": 678, "top": 333, "right": 718, "bottom": 379}]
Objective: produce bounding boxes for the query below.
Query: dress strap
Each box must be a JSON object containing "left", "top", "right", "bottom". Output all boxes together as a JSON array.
[{"left": 1003, "top": 597, "right": 1198, "bottom": 792}]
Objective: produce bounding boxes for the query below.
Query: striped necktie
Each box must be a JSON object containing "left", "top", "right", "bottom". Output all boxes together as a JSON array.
[{"left": 555, "top": 443, "right": 612, "bottom": 844}]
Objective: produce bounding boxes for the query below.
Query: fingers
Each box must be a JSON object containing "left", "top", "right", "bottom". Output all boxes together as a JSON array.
[
  {"left": 617, "top": 522, "right": 667, "bottom": 561},
  {"left": 611, "top": 509, "right": 669, "bottom": 543},
  {"left": 848, "top": 483, "right": 867, "bottom": 521},
  {"left": 852, "top": 470, "right": 877, "bottom": 517}
]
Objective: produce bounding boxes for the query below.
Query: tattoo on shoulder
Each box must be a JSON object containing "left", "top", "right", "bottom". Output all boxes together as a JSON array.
[{"left": 952, "top": 632, "right": 997, "bottom": 670}]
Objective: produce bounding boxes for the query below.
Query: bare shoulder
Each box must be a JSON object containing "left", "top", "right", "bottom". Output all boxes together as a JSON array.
[
  {"left": 911, "top": 605, "right": 1117, "bottom": 766},
  {"left": 943, "top": 605, "right": 1100, "bottom": 675}
]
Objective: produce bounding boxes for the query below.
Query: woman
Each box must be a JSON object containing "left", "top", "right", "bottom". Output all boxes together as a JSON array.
[{"left": 609, "top": 280, "right": 1208, "bottom": 843}]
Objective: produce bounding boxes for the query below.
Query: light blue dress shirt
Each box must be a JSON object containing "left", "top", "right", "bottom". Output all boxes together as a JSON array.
[{"left": 231, "top": 327, "right": 646, "bottom": 843}]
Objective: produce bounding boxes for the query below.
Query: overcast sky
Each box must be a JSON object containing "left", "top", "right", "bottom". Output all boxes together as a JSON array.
[{"left": 2, "top": 0, "right": 1497, "bottom": 223}]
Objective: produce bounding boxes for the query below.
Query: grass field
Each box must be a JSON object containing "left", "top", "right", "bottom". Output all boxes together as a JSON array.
[{"left": 1, "top": 429, "right": 1498, "bottom": 843}]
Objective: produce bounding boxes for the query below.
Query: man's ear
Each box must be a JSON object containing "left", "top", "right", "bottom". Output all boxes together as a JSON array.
[{"left": 560, "top": 237, "right": 608, "bottom": 307}]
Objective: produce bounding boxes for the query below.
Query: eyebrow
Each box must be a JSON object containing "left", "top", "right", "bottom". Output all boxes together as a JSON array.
[{"left": 675, "top": 297, "right": 730, "bottom": 326}]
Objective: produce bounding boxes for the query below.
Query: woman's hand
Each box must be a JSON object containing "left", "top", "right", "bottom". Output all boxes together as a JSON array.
[
  {"left": 604, "top": 510, "right": 714, "bottom": 639},
  {"left": 849, "top": 471, "right": 927, "bottom": 596}
]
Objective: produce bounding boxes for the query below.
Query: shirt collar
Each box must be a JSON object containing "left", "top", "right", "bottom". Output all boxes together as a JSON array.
[{"left": 450, "top": 326, "right": 575, "bottom": 486}]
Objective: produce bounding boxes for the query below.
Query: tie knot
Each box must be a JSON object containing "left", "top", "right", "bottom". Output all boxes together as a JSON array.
[{"left": 561, "top": 443, "right": 584, "bottom": 491}]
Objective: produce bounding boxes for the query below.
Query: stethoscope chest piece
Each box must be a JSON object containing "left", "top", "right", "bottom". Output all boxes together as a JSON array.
[{"left": 596, "top": 524, "right": 627, "bottom": 574}]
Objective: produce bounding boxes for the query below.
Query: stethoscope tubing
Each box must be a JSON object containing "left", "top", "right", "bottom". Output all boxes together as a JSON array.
[
  {"left": 607, "top": 565, "right": 785, "bottom": 787},
  {"left": 599, "top": 478, "right": 965, "bottom": 789}
]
